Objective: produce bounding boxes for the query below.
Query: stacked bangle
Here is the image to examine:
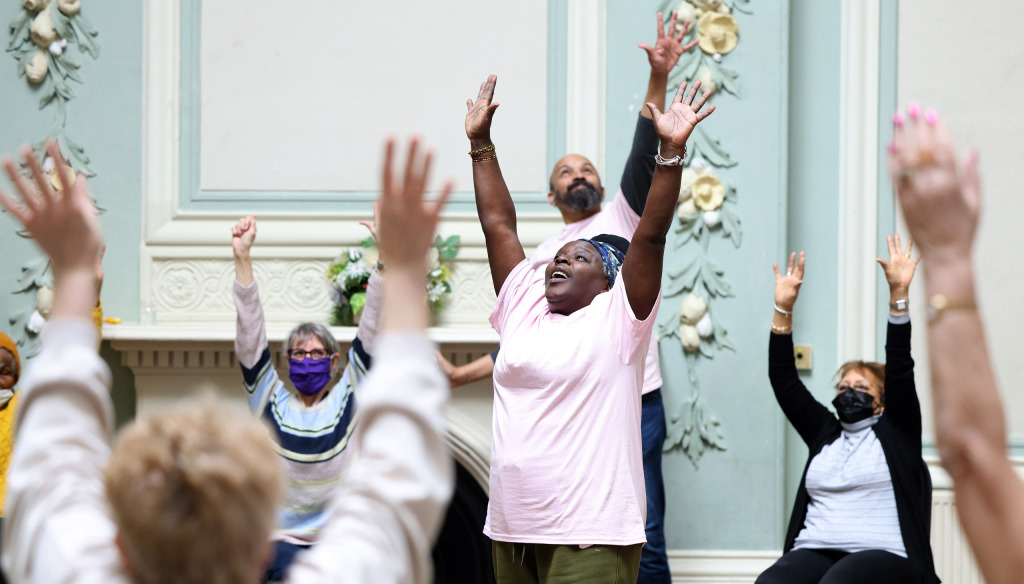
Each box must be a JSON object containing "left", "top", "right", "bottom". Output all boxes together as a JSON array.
[
  {"left": 771, "top": 323, "right": 792, "bottom": 334},
  {"left": 774, "top": 304, "right": 793, "bottom": 316},
  {"left": 469, "top": 144, "right": 496, "bottom": 162}
]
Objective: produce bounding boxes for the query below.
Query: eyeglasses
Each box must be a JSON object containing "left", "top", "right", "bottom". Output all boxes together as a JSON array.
[
  {"left": 288, "top": 348, "right": 331, "bottom": 361},
  {"left": 836, "top": 384, "right": 872, "bottom": 393}
]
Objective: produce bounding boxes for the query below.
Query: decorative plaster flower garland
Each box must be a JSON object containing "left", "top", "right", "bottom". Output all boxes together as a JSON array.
[
  {"left": 656, "top": 0, "right": 748, "bottom": 466},
  {"left": 7, "top": 0, "right": 99, "bottom": 357}
]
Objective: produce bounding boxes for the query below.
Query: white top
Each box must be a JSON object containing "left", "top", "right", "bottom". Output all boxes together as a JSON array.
[
  {"left": 3, "top": 319, "right": 453, "bottom": 584},
  {"left": 484, "top": 259, "right": 659, "bottom": 545},
  {"left": 528, "top": 190, "right": 663, "bottom": 394},
  {"left": 793, "top": 414, "right": 907, "bottom": 558}
]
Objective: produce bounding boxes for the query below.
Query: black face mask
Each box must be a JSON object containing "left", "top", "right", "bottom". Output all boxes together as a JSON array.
[{"left": 832, "top": 389, "right": 876, "bottom": 424}]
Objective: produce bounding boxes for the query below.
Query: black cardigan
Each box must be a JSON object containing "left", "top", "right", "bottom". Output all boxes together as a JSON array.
[{"left": 768, "top": 321, "right": 939, "bottom": 583}]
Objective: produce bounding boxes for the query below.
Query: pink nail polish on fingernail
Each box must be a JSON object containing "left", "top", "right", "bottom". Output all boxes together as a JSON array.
[
  {"left": 892, "top": 112, "right": 905, "bottom": 127},
  {"left": 907, "top": 102, "right": 921, "bottom": 119},
  {"left": 924, "top": 108, "right": 939, "bottom": 125}
]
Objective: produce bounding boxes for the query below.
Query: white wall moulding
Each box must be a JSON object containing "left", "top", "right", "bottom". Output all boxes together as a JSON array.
[
  {"left": 565, "top": 0, "right": 606, "bottom": 173},
  {"left": 837, "top": 0, "right": 881, "bottom": 360},
  {"left": 668, "top": 550, "right": 778, "bottom": 583}
]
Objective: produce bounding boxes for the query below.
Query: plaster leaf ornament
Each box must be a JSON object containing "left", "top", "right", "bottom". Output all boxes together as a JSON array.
[
  {"left": 679, "top": 168, "right": 698, "bottom": 203},
  {"left": 702, "top": 209, "right": 720, "bottom": 227},
  {"left": 697, "top": 11, "right": 738, "bottom": 55},
  {"left": 48, "top": 164, "right": 75, "bottom": 191},
  {"left": 48, "top": 39, "right": 62, "bottom": 56},
  {"left": 57, "top": 0, "right": 81, "bottom": 16},
  {"left": 35, "top": 285, "right": 54, "bottom": 318},
  {"left": 692, "top": 174, "right": 725, "bottom": 211},
  {"left": 690, "top": 0, "right": 724, "bottom": 12},
  {"left": 679, "top": 292, "right": 708, "bottom": 325},
  {"left": 22, "top": 0, "right": 49, "bottom": 11},
  {"left": 26, "top": 311, "right": 46, "bottom": 334},
  {"left": 689, "top": 156, "right": 710, "bottom": 174},
  {"left": 25, "top": 49, "right": 48, "bottom": 83},
  {"left": 712, "top": 52, "right": 723, "bottom": 63},
  {"left": 677, "top": 198, "right": 698, "bottom": 220},
  {"left": 30, "top": 5, "right": 57, "bottom": 48},
  {"left": 680, "top": 324, "right": 701, "bottom": 352},
  {"left": 716, "top": 3, "right": 731, "bottom": 13},
  {"left": 695, "top": 312, "right": 713, "bottom": 337}
]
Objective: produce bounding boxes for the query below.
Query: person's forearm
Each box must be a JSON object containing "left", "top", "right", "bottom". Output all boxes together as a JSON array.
[
  {"left": 50, "top": 267, "right": 99, "bottom": 322},
  {"left": 381, "top": 267, "right": 428, "bottom": 335},
  {"left": 451, "top": 354, "right": 496, "bottom": 388},
  {"left": 234, "top": 251, "right": 254, "bottom": 287},
  {"left": 623, "top": 157, "right": 682, "bottom": 319},
  {"left": 925, "top": 258, "right": 1004, "bottom": 473},
  {"left": 889, "top": 283, "right": 910, "bottom": 315},
  {"left": 641, "top": 72, "right": 669, "bottom": 120},
  {"left": 470, "top": 140, "right": 517, "bottom": 235},
  {"left": 633, "top": 156, "right": 683, "bottom": 246}
]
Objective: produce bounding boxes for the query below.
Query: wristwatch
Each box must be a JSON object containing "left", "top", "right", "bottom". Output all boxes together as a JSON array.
[{"left": 889, "top": 298, "right": 908, "bottom": 311}]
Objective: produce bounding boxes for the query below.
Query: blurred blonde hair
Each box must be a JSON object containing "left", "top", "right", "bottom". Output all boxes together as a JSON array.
[
  {"left": 105, "top": 399, "right": 283, "bottom": 584},
  {"left": 835, "top": 360, "right": 886, "bottom": 405}
]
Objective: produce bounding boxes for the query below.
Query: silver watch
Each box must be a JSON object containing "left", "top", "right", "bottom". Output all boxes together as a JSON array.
[
  {"left": 890, "top": 298, "right": 908, "bottom": 311},
  {"left": 654, "top": 152, "right": 685, "bottom": 166}
]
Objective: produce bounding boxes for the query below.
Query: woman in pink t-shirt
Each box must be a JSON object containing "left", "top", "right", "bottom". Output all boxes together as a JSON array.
[{"left": 465, "top": 74, "right": 715, "bottom": 583}]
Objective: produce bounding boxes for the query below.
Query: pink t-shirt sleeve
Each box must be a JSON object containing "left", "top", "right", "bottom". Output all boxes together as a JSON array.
[
  {"left": 607, "top": 274, "right": 661, "bottom": 365},
  {"left": 489, "top": 260, "right": 543, "bottom": 336}
]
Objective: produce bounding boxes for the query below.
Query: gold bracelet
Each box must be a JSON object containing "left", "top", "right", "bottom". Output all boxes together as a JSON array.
[
  {"left": 771, "top": 323, "right": 792, "bottom": 334},
  {"left": 469, "top": 144, "right": 495, "bottom": 157},
  {"left": 927, "top": 293, "right": 977, "bottom": 323}
]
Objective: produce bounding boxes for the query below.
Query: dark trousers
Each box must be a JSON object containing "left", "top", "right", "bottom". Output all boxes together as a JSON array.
[
  {"left": 637, "top": 390, "right": 670, "bottom": 584},
  {"left": 264, "top": 540, "right": 310, "bottom": 583},
  {"left": 756, "top": 548, "right": 917, "bottom": 584}
]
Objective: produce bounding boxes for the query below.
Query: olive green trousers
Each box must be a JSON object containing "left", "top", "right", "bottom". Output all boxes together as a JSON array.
[{"left": 492, "top": 540, "right": 644, "bottom": 584}]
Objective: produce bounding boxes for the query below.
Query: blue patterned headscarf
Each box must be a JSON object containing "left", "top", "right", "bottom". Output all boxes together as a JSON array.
[{"left": 579, "top": 236, "right": 627, "bottom": 287}]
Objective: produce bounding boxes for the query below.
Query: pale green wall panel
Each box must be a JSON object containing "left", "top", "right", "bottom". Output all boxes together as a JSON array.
[{"left": 1, "top": 1, "right": 142, "bottom": 425}]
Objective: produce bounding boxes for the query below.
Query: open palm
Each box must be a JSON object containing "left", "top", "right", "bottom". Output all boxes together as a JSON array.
[{"left": 648, "top": 80, "right": 715, "bottom": 148}]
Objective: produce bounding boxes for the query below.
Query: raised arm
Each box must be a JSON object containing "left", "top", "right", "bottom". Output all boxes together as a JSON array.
[
  {"left": 621, "top": 13, "right": 699, "bottom": 215},
  {"left": 890, "top": 106, "right": 1024, "bottom": 584},
  {"left": 0, "top": 144, "right": 122, "bottom": 581},
  {"left": 466, "top": 75, "right": 526, "bottom": 293},
  {"left": 286, "top": 137, "right": 454, "bottom": 584},
  {"left": 876, "top": 233, "right": 922, "bottom": 440},
  {"left": 621, "top": 81, "right": 714, "bottom": 319}
]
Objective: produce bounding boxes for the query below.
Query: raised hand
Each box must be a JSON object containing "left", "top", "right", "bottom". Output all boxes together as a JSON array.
[
  {"left": 466, "top": 75, "right": 500, "bottom": 143},
  {"left": 377, "top": 138, "right": 452, "bottom": 272},
  {"left": 231, "top": 215, "right": 257, "bottom": 259},
  {"left": 877, "top": 233, "right": 920, "bottom": 292},
  {"left": 646, "top": 80, "right": 715, "bottom": 151},
  {"left": 0, "top": 142, "right": 102, "bottom": 279},
  {"left": 359, "top": 201, "right": 384, "bottom": 265},
  {"left": 639, "top": 11, "right": 699, "bottom": 76},
  {"left": 889, "top": 105, "right": 980, "bottom": 266},
  {"left": 772, "top": 252, "right": 806, "bottom": 312}
]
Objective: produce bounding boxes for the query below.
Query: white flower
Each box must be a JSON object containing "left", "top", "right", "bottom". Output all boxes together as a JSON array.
[
  {"left": 679, "top": 168, "right": 698, "bottom": 202},
  {"left": 703, "top": 210, "right": 720, "bottom": 227},
  {"left": 427, "top": 281, "right": 447, "bottom": 303},
  {"left": 677, "top": 198, "right": 698, "bottom": 220},
  {"left": 340, "top": 260, "right": 369, "bottom": 283},
  {"left": 680, "top": 324, "right": 701, "bottom": 352},
  {"left": 48, "top": 39, "right": 62, "bottom": 56},
  {"left": 27, "top": 310, "right": 47, "bottom": 334},
  {"left": 690, "top": 157, "right": 710, "bottom": 174},
  {"left": 696, "top": 312, "right": 713, "bottom": 337},
  {"left": 347, "top": 249, "right": 361, "bottom": 262},
  {"left": 712, "top": 52, "right": 723, "bottom": 63},
  {"left": 680, "top": 293, "right": 707, "bottom": 325}
]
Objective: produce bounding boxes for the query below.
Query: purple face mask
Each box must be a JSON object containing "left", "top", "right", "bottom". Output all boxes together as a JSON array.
[{"left": 289, "top": 357, "right": 333, "bottom": 396}]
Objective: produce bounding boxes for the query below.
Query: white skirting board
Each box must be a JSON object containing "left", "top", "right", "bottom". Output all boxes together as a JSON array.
[{"left": 668, "top": 550, "right": 779, "bottom": 583}]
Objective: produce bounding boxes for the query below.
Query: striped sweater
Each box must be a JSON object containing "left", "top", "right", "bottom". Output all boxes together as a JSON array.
[{"left": 233, "top": 272, "right": 382, "bottom": 545}]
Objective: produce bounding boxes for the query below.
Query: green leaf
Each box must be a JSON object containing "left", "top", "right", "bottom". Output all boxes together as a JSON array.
[
  {"left": 443, "top": 234, "right": 460, "bottom": 248},
  {"left": 6, "top": 10, "right": 32, "bottom": 52},
  {"left": 38, "top": 83, "right": 57, "bottom": 109},
  {"left": 50, "top": 6, "right": 72, "bottom": 39},
  {"left": 717, "top": 206, "right": 742, "bottom": 248},
  {"left": 68, "top": 13, "right": 100, "bottom": 59},
  {"left": 690, "top": 126, "right": 737, "bottom": 168},
  {"left": 360, "top": 236, "right": 375, "bottom": 248},
  {"left": 14, "top": 257, "right": 51, "bottom": 293}
]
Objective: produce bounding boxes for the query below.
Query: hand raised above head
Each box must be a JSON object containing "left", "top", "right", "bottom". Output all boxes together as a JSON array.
[
  {"left": 230, "top": 215, "right": 257, "bottom": 258},
  {"left": 772, "top": 251, "right": 805, "bottom": 311},
  {"left": 377, "top": 137, "right": 453, "bottom": 271},
  {"left": 646, "top": 80, "right": 715, "bottom": 152},
  {"left": 466, "top": 75, "right": 500, "bottom": 143},
  {"left": 889, "top": 105, "right": 979, "bottom": 266},
  {"left": 0, "top": 142, "right": 102, "bottom": 278},
  {"left": 876, "top": 233, "right": 920, "bottom": 292},
  {"left": 639, "top": 11, "right": 699, "bottom": 76}
]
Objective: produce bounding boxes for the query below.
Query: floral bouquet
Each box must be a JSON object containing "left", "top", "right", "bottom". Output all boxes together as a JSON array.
[{"left": 326, "top": 235, "right": 460, "bottom": 326}]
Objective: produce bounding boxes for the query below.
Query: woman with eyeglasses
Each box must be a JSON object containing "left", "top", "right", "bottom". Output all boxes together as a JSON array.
[
  {"left": 756, "top": 235, "right": 939, "bottom": 584},
  {"left": 231, "top": 214, "right": 383, "bottom": 582}
]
